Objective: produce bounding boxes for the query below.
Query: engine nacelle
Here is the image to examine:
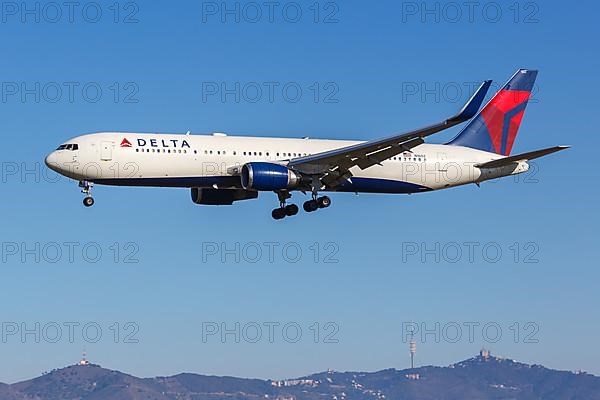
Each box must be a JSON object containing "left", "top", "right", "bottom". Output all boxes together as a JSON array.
[
  {"left": 191, "top": 188, "right": 258, "bottom": 205},
  {"left": 241, "top": 162, "right": 302, "bottom": 191}
]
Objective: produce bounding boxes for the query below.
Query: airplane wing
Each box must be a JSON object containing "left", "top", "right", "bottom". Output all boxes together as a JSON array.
[
  {"left": 475, "top": 146, "right": 570, "bottom": 169},
  {"left": 288, "top": 80, "right": 492, "bottom": 187}
]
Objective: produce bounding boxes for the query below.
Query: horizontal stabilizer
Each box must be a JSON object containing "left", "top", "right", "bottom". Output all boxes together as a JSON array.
[{"left": 475, "top": 146, "right": 570, "bottom": 168}]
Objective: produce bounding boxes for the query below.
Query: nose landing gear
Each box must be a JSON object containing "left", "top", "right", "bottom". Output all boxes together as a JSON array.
[
  {"left": 79, "top": 180, "right": 95, "bottom": 207},
  {"left": 83, "top": 196, "right": 95, "bottom": 207}
]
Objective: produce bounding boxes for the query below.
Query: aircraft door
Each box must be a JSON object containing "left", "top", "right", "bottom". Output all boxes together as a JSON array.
[{"left": 101, "top": 142, "right": 113, "bottom": 161}]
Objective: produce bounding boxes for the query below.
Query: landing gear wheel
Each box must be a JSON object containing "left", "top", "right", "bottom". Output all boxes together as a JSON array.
[
  {"left": 303, "top": 200, "right": 319, "bottom": 213},
  {"left": 318, "top": 196, "right": 331, "bottom": 209},
  {"left": 83, "top": 197, "right": 95, "bottom": 207},
  {"left": 79, "top": 181, "right": 95, "bottom": 208},
  {"left": 285, "top": 204, "right": 299, "bottom": 216},
  {"left": 272, "top": 208, "right": 286, "bottom": 220}
]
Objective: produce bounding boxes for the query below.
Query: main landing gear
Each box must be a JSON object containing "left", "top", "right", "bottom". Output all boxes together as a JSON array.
[
  {"left": 272, "top": 204, "right": 299, "bottom": 220},
  {"left": 303, "top": 178, "right": 331, "bottom": 214},
  {"left": 272, "top": 191, "right": 299, "bottom": 220},
  {"left": 271, "top": 191, "right": 332, "bottom": 220},
  {"left": 303, "top": 195, "right": 331, "bottom": 213},
  {"left": 79, "top": 180, "right": 95, "bottom": 207}
]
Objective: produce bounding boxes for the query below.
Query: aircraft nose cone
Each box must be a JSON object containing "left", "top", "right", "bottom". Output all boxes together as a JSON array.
[{"left": 45, "top": 152, "right": 59, "bottom": 171}]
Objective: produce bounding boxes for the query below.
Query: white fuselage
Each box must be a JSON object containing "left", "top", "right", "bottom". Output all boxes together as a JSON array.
[{"left": 45, "top": 132, "right": 528, "bottom": 194}]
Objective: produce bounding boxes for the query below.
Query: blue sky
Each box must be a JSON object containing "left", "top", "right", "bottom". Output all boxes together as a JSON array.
[{"left": 0, "top": 0, "right": 598, "bottom": 383}]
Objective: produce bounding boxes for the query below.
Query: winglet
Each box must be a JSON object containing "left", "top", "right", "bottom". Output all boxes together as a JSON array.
[{"left": 448, "top": 80, "right": 493, "bottom": 123}]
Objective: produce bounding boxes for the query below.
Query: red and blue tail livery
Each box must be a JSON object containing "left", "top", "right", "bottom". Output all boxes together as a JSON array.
[{"left": 448, "top": 69, "right": 537, "bottom": 156}]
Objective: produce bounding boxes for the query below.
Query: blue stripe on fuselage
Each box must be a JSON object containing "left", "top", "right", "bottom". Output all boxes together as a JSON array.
[
  {"left": 93, "top": 176, "right": 431, "bottom": 194},
  {"left": 94, "top": 176, "right": 241, "bottom": 188},
  {"left": 334, "top": 177, "right": 431, "bottom": 194}
]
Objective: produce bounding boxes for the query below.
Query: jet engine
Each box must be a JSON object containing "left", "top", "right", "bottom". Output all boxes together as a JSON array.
[
  {"left": 191, "top": 188, "right": 258, "bottom": 205},
  {"left": 240, "top": 162, "right": 303, "bottom": 191}
]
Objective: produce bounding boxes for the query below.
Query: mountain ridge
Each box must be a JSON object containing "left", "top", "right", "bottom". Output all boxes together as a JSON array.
[{"left": 1, "top": 352, "right": 599, "bottom": 400}]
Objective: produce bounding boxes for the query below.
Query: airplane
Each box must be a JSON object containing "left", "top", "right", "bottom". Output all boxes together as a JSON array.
[{"left": 45, "top": 69, "right": 568, "bottom": 220}]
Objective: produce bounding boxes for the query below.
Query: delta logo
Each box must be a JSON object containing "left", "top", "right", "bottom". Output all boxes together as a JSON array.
[
  {"left": 136, "top": 138, "right": 191, "bottom": 148},
  {"left": 119, "top": 137, "right": 191, "bottom": 149}
]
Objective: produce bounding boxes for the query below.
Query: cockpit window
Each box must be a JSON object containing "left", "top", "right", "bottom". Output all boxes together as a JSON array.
[{"left": 56, "top": 144, "right": 79, "bottom": 151}]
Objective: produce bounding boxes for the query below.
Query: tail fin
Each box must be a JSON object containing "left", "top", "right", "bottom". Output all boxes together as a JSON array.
[{"left": 447, "top": 69, "right": 537, "bottom": 156}]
